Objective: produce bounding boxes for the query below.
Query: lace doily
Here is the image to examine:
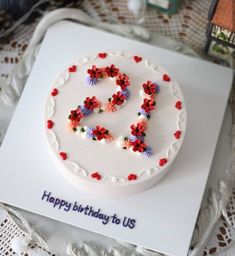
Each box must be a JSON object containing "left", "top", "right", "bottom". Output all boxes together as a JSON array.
[
  {"left": 0, "top": 207, "right": 57, "bottom": 256},
  {"left": 0, "top": 0, "right": 211, "bottom": 80},
  {"left": 82, "top": 0, "right": 211, "bottom": 54},
  {"left": 203, "top": 187, "right": 235, "bottom": 255}
]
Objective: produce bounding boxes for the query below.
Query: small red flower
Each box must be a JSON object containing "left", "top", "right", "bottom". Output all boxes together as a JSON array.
[
  {"left": 130, "top": 123, "right": 146, "bottom": 136},
  {"left": 143, "top": 81, "right": 156, "bottom": 95},
  {"left": 70, "top": 120, "right": 80, "bottom": 128},
  {"left": 98, "top": 52, "right": 107, "bottom": 58},
  {"left": 132, "top": 139, "right": 146, "bottom": 153},
  {"left": 92, "top": 126, "right": 109, "bottom": 140},
  {"left": 84, "top": 96, "right": 99, "bottom": 110},
  {"left": 133, "top": 56, "right": 142, "bottom": 63},
  {"left": 68, "top": 108, "right": 84, "bottom": 127},
  {"left": 128, "top": 174, "right": 137, "bottom": 181},
  {"left": 159, "top": 158, "right": 167, "bottom": 166},
  {"left": 111, "top": 91, "right": 126, "bottom": 106},
  {"left": 68, "top": 65, "right": 77, "bottom": 73},
  {"left": 87, "top": 65, "right": 102, "bottom": 79},
  {"left": 141, "top": 98, "right": 156, "bottom": 113},
  {"left": 116, "top": 74, "right": 130, "bottom": 90},
  {"left": 105, "top": 102, "right": 117, "bottom": 112},
  {"left": 59, "top": 152, "right": 67, "bottom": 160},
  {"left": 69, "top": 109, "right": 83, "bottom": 121},
  {"left": 175, "top": 101, "right": 182, "bottom": 110},
  {"left": 47, "top": 120, "right": 54, "bottom": 129},
  {"left": 51, "top": 88, "right": 58, "bottom": 96},
  {"left": 163, "top": 74, "right": 170, "bottom": 81},
  {"left": 137, "top": 119, "right": 148, "bottom": 130},
  {"left": 91, "top": 171, "right": 102, "bottom": 180},
  {"left": 105, "top": 64, "right": 119, "bottom": 77},
  {"left": 174, "top": 130, "right": 181, "bottom": 139}
]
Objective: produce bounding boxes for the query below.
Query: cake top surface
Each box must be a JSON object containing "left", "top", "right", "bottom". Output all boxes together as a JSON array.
[{"left": 44, "top": 51, "right": 186, "bottom": 194}]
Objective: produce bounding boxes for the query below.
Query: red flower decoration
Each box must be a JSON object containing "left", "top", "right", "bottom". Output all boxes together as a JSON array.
[
  {"left": 163, "top": 74, "right": 170, "bottom": 81},
  {"left": 111, "top": 91, "right": 126, "bottom": 106},
  {"left": 91, "top": 171, "right": 102, "bottom": 180},
  {"left": 174, "top": 130, "right": 181, "bottom": 139},
  {"left": 87, "top": 65, "right": 102, "bottom": 79},
  {"left": 84, "top": 96, "right": 99, "bottom": 110},
  {"left": 141, "top": 98, "right": 156, "bottom": 113},
  {"left": 92, "top": 126, "right": 109, "bottom": 140},
  {"left": 59, "top": 152, "right": 67, "bottom": 160},
  {"left": 143, "top": 81, "right": 156, "bottom": 95},
  {"left": 68, "top": 108, "right": 84, "bottom": 127},
  {"left": 130, "top": 122, "right": 146, "bottom": 136},
  {"left": 116, "top": 74, "right": 130, "bottom": 90},
  {"left": 47, "top": 120, "right": 54, "bottom": 129},
  {"left": 51, "top": 88, "right": 58, "bottom": 97},
  {"left": 133, "top": 56, "right": 142, "bottom": 63},
  {"left": 105, "top": 64, "right": 119, "bottom": 77},
  {"left": 128, "top": 174, "right": 137, "bottom": 181},
  {"left": 68, "top": 65, "right": 77, "bottom": 73},
  {"left": 71, "top": 120, "right": 81, "bottom": 128},
  {"left": 159, "top": 158, "right": 167, "bottom": 166},
  {"left": 175, "top": 101, "right": 182, "bottom": 110},
  {"left": 98, "top": 53, "right": 107, "bottom": 58},
  {"left": 132, "top": 139, "right": 146, "bottom": 153}
]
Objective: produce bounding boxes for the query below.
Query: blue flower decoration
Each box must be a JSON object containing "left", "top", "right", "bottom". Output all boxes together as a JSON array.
[
  {"left": 85, "top": 76, "right": 98, "bottom": 86},
  {"left": 139, "top": 108, "right": 148, "bottom": 117},
  {"left": 86, "top": 128, "right": 95, "bottom": 139},
  {"left": 121, "top": 88, "right": 131, "bottom": 99},
  {"left": 129, "top": 135, "right": 137, "bottom": 142},
  {"left": 137, "top": 135, "right": 145, "bottom": 141},
  {"left": 129, "top": 135, "right": 145, "bottom": 142},
  {"left": 154, "top": 83, "right": 160, "bottom": 94},
  {"left": 143, "top": 146, "right": 153, "bottom": 158},
  {"left": 80, "top": 106, "right": 93, "bottom": 116}
]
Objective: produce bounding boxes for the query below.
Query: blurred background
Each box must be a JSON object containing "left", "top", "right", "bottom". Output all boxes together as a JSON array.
[{"left": 0, "top": 0, "right": 234, "bottom": 82}]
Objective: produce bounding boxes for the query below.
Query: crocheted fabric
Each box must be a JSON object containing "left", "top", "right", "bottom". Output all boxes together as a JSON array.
[
  {"left": 83, "top": 0, "right": 211, "bottom": 54},
  {"left": 203, "top": 187, "right": 235, "bottom": 255},
  {"left": 0, "top": 207, "right": 57, "bottom": 255},
  {"left": 0, "top": 0, "right": 211, "bottom": 80}
]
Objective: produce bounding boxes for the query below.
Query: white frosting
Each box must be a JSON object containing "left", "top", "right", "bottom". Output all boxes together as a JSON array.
[
  {"left": 47, "top": 130, "right": 60, "bottom": 151},
  {"left": 58, "top": 72, "right": 70, "bottom": 87},
  {"left": 44, "top": 51, "right": 187, "bottom": 196},
  {"left": 66, "top": 160, "right": 87, "bottom": 177},
  {"left": 103, "top": 176, "right": 126, "bottom": 183},
  {"left": 47, "top": 98, "right": 55, "bottom": 119}
]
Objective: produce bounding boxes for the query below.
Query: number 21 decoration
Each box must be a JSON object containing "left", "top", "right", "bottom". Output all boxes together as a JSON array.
[{"left": 66, "top": 63, "right": 160, "bottom": 158}]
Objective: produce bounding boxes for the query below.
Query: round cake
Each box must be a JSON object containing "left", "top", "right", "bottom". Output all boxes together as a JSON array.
[{"left": 44, "top": 51, "right": 186, "bottom": 196}]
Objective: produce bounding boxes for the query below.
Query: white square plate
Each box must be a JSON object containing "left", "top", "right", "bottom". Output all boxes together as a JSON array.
[{"left": 0, "top": 21, "right": 233, "bottom": 256}]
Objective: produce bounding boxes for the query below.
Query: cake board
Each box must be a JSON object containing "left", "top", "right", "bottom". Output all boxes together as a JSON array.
[{"left": 0, "top": 21, "right": 233, "bottom": 256}]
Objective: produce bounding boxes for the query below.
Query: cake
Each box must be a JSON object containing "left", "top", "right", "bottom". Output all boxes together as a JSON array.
[{"left": 44, "top": 51, "right": 186, "bottom": 196}]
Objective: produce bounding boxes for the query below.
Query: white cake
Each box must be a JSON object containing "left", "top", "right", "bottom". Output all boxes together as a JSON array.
[{"left": 44, "top": 51, "right": 186, "bottom": 196}]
